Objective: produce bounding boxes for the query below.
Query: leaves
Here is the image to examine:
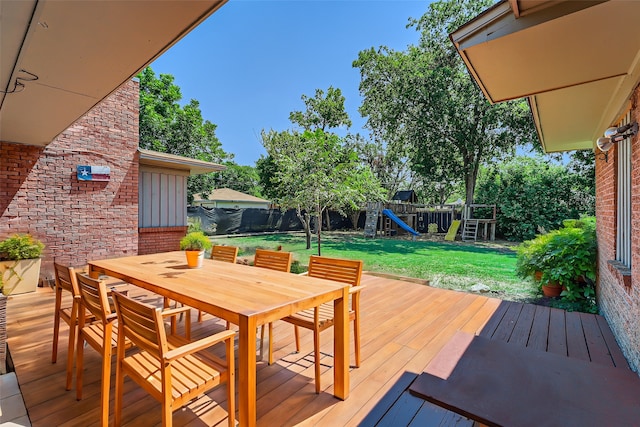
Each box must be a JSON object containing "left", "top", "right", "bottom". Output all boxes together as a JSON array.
[
  {"left": 353, "top": 0, "right": 536, "bottom": 205},
  {"left": 138, "top": 67, "right": 232, "bottom": 201}
]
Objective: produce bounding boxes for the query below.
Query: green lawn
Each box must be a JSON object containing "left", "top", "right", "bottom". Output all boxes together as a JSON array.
[{"left": 211, "top": 232, "right": 537, "bottom": 302}]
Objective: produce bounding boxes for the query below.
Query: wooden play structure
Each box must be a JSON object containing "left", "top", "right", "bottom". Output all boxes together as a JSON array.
[
  {"left": 364, "top": 196, "right": 496, "bottom": 242},
  {"left": 460, "top": 204, "right": 497, "bottom": 242}
]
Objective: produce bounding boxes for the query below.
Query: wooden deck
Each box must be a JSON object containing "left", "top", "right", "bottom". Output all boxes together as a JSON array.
[{"left": 4, "top": 274, "right": 630, "bottom": 426}]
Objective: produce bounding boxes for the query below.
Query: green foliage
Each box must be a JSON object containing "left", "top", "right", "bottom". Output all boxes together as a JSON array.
[
  {"left": 187, "top": 217, "right": 203, "bottom": 233},
  {"left": 289, "top": 86, "right": 352, "bottom": 132},
  {"left": 137, "top": 67, "right": 233, "bottom": 202},
  {"left": 179, "top": 232, "right": 212, "bottom": 252},
  {"left": 515, "top": 217, "right": 597, "bottom": 311},
  {"left": 353, "top": 0, "right": 536, "bottom": 206},
  {"left": 428, "top": 223, "right": 439, "bottom": 234},
  {"left": 475, "top": 156, "right": 595, "bottom": 241},
  {"left": 0, "top": 234, "right": 45, "bottom": 260},
  {"left": 260, "top": 87, "right": 384, "bottom": 252},
  {"left": 216, "top": 162, "right": 263, "bottom": 197}
]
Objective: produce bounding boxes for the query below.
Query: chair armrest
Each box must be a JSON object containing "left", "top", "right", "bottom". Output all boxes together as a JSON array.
[
  {"left": 349, "top": 285, "right": 365, "bottom": 295},
  {"left": 161, "top": 306, "right": 191, "bottom": 318},
  {"left": 164, "top": 329, "right": 236, "bottom": 362}
]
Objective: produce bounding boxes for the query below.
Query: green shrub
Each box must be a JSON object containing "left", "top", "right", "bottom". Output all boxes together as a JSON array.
[
  {"left": 0, "top": 234, "right": 45, "bottom": 260},
  {"left": 475, "top": 156, "right": 594, "bottom": 240},
  {"left": 515, "top": 217, "right": 597, "bottom": 310}
]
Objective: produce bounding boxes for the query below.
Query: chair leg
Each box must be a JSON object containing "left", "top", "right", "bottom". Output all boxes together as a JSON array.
[
  {"left": 294, "top": 325, "right": 301, "bottom": 353},
  {"left": 52, "top": 318, "right": 60, "bottom": 364},
  {"left": 65, "top": 309, "right": 78, "bottom": 390},
  {"left": 76, "top": 333, "right": 84, "bottom": 400},
  {"left": 100, "top": 345, "right": 111, "bottom": 427},
  {"left": 354, "top": 316, "right": 361, "bottom": 368},
  {"left": 268, "top": 322, "right": 274, "bottom": 365},
  {"left": 226, "top": 334, "right": 235, "bottom": 427},
  {"left": 114, "top": 358, "right": 124, "bottom": 427},
  {"left": 313, "top": 328, "right": 321, "bottom": 394},
  {"left": 198, "top": 309, "right": 203, "bottom": 322},
  {"left": 51, "top": 293, "right": 62, "bottom": 363}
]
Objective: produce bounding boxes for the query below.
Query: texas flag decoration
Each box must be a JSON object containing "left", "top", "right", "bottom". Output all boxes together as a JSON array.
[{"left": 77, "top": 165, "right": 111, "bottom": 181}]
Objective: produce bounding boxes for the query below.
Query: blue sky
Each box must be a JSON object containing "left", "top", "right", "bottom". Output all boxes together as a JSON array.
[{"left": 150, "top": 0, "right": 432, "bottom": 166}]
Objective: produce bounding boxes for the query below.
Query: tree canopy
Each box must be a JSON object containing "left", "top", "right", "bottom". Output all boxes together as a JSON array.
[
  {"left": 353, "top": 0, "right": 536, "bottom": 205},
  {"left": 138, "top": 67, "right": 232, "bottom": 202},
  {"left": 261, "top": 87, "right": 384, "bottom": 251}
]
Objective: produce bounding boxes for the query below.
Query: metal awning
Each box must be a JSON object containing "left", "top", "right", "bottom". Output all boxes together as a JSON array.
[
  {"left": 1, "top": 0, "right": 227, "bottom": 147},
  {"left": 450, "top": 0, "right": 640, "bottom": 152}
]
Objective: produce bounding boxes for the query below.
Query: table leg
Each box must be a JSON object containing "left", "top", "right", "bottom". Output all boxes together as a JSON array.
[
  {"left": 333, "top": 286, "right": 350, "bottom": 400},
  {"left": 238, "top": 315, "right": 257, "bottom": 427}
]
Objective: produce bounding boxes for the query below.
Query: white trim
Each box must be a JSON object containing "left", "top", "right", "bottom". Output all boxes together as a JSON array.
[{"left": 616, "top": 112, "right": 632, "bottom": 267}]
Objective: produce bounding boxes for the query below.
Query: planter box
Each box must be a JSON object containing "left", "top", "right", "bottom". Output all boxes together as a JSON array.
[{"left": 1, "top": 258, "right": 42, "bottom": 295}]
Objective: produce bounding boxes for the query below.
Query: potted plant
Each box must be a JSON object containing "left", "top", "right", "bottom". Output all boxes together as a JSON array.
[
  {"left": 180, "top": 231, "right": 212, "bottom": 268},
  {"left": 516, "top": 217, "right": 596, "bottom": 299},
  {"left": 0, "top": 234, "right": 45, "bottom": 295}
]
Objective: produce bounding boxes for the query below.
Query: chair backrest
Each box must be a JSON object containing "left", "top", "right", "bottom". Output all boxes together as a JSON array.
[
  {"left": 254, "top": 248, "right": 292, "bottom": 273},
  {"left": 76, "top": 273, "right": 111, "bottom": 325},
  {"left": 307, "top": 255, "right": 363, "bottom": 287},
  {"left": 211, "top": 245, "right": 239, "bottom": 264},
  {"left": 54, "top": 262, "right": 80, "bottom": 297},
  {"left": 111, "top": 291, "right": 166, "bottom": 360}
]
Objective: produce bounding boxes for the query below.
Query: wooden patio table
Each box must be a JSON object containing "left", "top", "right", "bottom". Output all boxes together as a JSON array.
[
  {"left": 410, "top": 331, "right": 640, "bottom": 427},
  {"left": 88, "top": 251, "right": 350, "bottom": 427}
]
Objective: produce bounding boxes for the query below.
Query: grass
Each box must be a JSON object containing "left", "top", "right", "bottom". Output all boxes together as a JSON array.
[{"left": 211, "top": 231, "right": 539, "bottom": 303}]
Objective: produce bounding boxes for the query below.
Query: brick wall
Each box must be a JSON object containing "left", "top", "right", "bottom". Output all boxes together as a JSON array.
[
  {"left": 138, "top": 226, "right": 186, "bottom": 255},
  {"left": 0, "top": 80, "right": 140, "bottom": 283},
  {"left": 596, "top": 84, "right": 640, "bottom": 373}
]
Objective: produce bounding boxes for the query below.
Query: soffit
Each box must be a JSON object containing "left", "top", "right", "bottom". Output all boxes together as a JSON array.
[
  {"left": 0, "top": 0, "right": 227, "bottom": 146},
  {"left": 451, "top": 0, "right": 640, "bottom": 152},
  {"left": 138, "top": 149, "right": 226, "bottom": 176}
]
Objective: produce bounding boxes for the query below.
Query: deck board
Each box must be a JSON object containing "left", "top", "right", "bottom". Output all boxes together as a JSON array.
[{"left": 4, "top": 274, "right": 633, "bottom": 426}]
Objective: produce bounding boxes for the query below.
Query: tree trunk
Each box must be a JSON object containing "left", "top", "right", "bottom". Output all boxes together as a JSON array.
[
  {"left": 349, "top": 210, "right": 360, "bottom": 230},
  {"left": 296, "top": 208, "right": 312, "bottom": 249},
  {"left": 325, "top": 209, "right": 332, "bottom": 232},
  {"left": 317, "top": 205, "right": 322, "bottom": 256}
]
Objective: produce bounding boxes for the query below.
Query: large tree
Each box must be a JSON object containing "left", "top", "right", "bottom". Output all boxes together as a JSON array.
[
  {"left": 353, "top": 0, "right": 535, "bottom": 205},
  {"left": 138, "top": 67, "right": 231, "bottom": 202}
]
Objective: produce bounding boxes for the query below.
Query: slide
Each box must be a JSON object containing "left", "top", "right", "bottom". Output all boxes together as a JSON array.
[
  {"left": 382, "top": 209, "right": 420, "bottom": 236},
  {"left": 445, "top": 220, "right": 461, "bottom": 241}
]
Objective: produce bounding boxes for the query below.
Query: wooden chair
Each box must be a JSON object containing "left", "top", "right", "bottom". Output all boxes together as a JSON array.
[
  {"left": 254, "top": 248, "right": 292, "bottom": 272},
  {"left": 76, "top": 273, "right": 190, "bottom": 425},
  {"left": 196, "top": 245, "right": 240, "bottom": 323},
  {"left": 211, "top": 244, "right": 239, "bottom": 263},
  {"left": 281, "top": 255, "right": 364, "bottom": 393},
  {"left": 51, "top": 263, "right": 94, "bottom": 390},
  {"left": 75, "top": 272, "right": 128, "bottom": 426},
  {"left": 111, "top": 291, "right": 235, "bottom": 427},
  {"left": 254, "top": 248, "right": 293, "bottom": 364}
]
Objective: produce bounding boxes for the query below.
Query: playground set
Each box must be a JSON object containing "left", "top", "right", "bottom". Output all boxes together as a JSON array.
[{"left": 364, "top": 195, "right": 496, "bottom": 243}]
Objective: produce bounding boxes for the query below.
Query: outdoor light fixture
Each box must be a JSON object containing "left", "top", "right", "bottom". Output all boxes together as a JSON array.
[{"left": 596, "top": 122, "right": 638, "bottom": 162}]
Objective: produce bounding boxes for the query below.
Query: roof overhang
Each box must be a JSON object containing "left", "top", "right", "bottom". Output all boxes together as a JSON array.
[
  {"left": 450, "top": 0, "right": 640, "bottom": 153},
  {"left": 138, "top": 149, "right": 225, "bottom": 176},
  {"left": 1, "top": 0, "right": 227, "bottom": 147}
]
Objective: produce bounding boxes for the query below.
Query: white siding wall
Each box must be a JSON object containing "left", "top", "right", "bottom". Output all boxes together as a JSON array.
[{"left": 139, "top": 166, "right": 188, "bottom": 227}]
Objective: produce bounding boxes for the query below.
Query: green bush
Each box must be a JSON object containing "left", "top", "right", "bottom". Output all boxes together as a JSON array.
[
  {"left": 515, "top": 217, "right": 597, "bottom": 312},
  {"left": 475, "top": 156, "right": 594, "bottom": 240},
  {"left": 0, "top": 234, "right": 45, "bottom": 260}
]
